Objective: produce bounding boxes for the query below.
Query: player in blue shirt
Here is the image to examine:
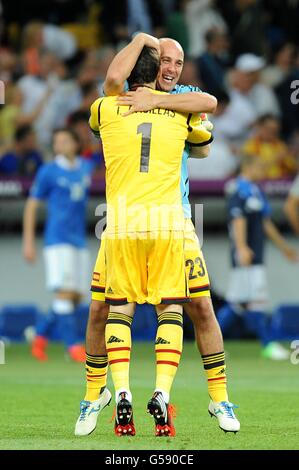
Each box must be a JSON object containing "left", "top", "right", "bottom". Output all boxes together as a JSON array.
[
  {"left": 75, "top": 34, "right": 240, "bottom": 437},
  {"left": 23, "top": 128, "right": 93, "bottom": 362},
  {"left": 218, "top": 154, "right": 298, "bottom": 360},
  {"left": 0, "top": 125, "right": 43, "bottom": 176}
]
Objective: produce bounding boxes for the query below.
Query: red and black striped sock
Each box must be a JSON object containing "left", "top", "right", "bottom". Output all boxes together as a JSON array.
[
  {"left": 202, "top": 351, "right": 228, "bottom": 402},
  {"left": 84, "top": 353, "right": 108, "bottom": 401},
  {"left": 155, "top": 311, "right": 183, "bottom": 399},
  {"left": 105, "top": 312, "right": 132, "bottom": 393}
]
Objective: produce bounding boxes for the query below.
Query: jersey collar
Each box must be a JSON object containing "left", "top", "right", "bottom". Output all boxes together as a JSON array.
[
  {"left": 55, "top": 154, "right": 80, "bottom": 170},
  {"left": 129, "top": 84, "right": 155, "bottom": 91}
]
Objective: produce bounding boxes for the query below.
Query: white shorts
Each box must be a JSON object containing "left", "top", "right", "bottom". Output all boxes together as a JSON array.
[
  {"left": 44, "top": 244, "right": 90, "bottom": 294},
  {"left": 226, "top": 264, "right": 269, "bottom": 306}
]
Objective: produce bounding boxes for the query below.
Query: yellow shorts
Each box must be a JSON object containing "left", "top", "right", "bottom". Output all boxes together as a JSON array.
[
  {"left": 183, "top": 219, "right": 210, "bottom": 298},
  {"left": 90, "top": 220, "right": 210, "bottom": 303},
  {"left": 105, "top": 231, "right": 188, "bottom": 305}
]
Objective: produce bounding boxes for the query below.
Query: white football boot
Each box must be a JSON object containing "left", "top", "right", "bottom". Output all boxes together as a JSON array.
[
  {"left": 262, "top": 342, "right": 289, "bottom": 360},
  {"left": 208, "top": 400, "right": 240, "bottom": 433},
  {"left": 75, "top": 388, "right": 112, "bottom": 436}
]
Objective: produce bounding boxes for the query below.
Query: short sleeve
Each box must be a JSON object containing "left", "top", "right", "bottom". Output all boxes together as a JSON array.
[
  {"left": 172, "top": 84, "right": 201, "bottom": 95},
  {"left": 30, "top": 165, "right": 52, "bottom": 200},
  {"left": 228, "top": 192, "right": 246, "bottom": 219},
  {"left": 289, "top": 175, "right": 299, "bottom": 198},
  {"left": 89, "top": 98, "right": 104, "bottom": 138},
  {"left": 186, "top": 113, "right": 213, "bottom": 146}
]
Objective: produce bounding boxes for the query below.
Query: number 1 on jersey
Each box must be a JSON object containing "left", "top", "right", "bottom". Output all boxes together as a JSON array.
[{"left": 137, "top": 123, "right": 152, "bottom": 173}]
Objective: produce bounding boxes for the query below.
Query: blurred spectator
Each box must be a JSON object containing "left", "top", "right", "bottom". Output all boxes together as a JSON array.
[
  {"left": 232, "top": 53, "right": 280, "bottom": 117},
  {"left": 165, "top": 0, "right": 189, "bottom": 53},
  {"left": 262, "top": 43, "right": 296, "bottom": 89},
  {"left": 21, "top": 22, "right": 77, "bottom": 75},
  {"left": 21, "top": 22, "right": 44, "bottom": 76},
  {"left": 210, "top": 83, "right": 256, "bottom": 144},
  {"left": 242, "top": 114, "right": 297, "bottom": 179},
  {"left": 17, "top": 51, "right": 66, "bottom": 150},
  {"left": 284, "top": 167, "right": 299, "bottom": 237},
  {"left": 18, "top": 51, "right": 64, "bottom": 115},
  {"left": 101, "top": 0, "right": 165, "bottom": 45},
  {"left": 84, "top": 46, "right": 116, "bottom": 91},
  {"left": 1, "top": 0, "right": 87, "bottom": 25},
  {"left": 42, "top": 24, "right": 77, "bottom": 61},
  {"left": 185, "top": 0, "right": 227, "bottom": 58},
  {"left": 0, "top": 125, "right": 43, "bottom": 176},
  {"left": 275, "top": 51, "right": 299, "bottom": 140},
  {"left": 0, "top": 84, "right": 22, "bottom": 148},
  {"left": 188, "top": 90, "right": 239, "bottom": 179},
  {"left": 218, "top": 0, "right": 266, "bottom": 58},
  {"left": 160, "top": 0, "right": 177, "bottom": 14},
  {"left": 263, "top": 0, "right": 299, "bottom": 46},
  {"left": 178, "top": 59, "right": 201, "bottom": 88},
  {"left": 68, "top": 110, "right": 105, "bottom": 177},
  {"left": 76, "top": 82, "right": 99, "bottom": 114},
  {"left": 197, "top": 28, "right": 230, "bottom": 94},
  {"left": 42, "top": 62, "right": 99, "bottom": 141},
  {"left": 0, "top": 48, "right": 18, "bottom": 83}
]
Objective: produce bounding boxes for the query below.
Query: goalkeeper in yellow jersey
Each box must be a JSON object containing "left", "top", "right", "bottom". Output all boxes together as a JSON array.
[{"left": 87, "top": 46, "right": 212, "bottom": 437}]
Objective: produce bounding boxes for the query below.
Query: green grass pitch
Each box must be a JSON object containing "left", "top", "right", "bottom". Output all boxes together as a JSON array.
[{"left": 1, "top": 341, "right": 299, "bottom": 450}]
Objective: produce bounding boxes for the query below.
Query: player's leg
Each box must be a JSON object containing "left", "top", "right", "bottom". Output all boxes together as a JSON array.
[
  {"left": 183, "top": 220, "right": 240, "bottom": 432},
  {"left": 32, "top": 244, "right": 79, "bottom": 361},
  {"left": 146, "top": 231, "right": 186, "bottom": 436},
  {"left": 105, "top": 302, "right": 136, "bottom": 436},
  {"left": 217, "top": 302, "right": 239, "bottom": 334},
  {"left": 75, "top": 300, "right": 111, "bottom": 437},
  {"left": 245, "top": 266, "right": 289, "bottom": 360},
  {"left": 226, "top": 264, "right": 289, "bottom": 360},
  {"left": 54, "top": 289, "right": 85, "bottom": 359},
  {"left": 55, "top": 245, "right": 91, "bottom": 362},
  {"left": 184, "top": 298, "right": 228, "bottom": 399},
  {"left": 76, "top": 244, "right": 110, "bottom": 393},
  {"left": 103, "top": 235, "right": 147, "bottom": 436},
  {"left": 84, "top": 300, "right": 109, "bottom": 396},
  {"left": 147, "top": 303, "right": 183, "bottom": 437},
  {"left": 75, "top": 239, "right": 111, "bottom": 436},
  {"left": 31, "top": 247, "right": 57, "bottom": 360}
]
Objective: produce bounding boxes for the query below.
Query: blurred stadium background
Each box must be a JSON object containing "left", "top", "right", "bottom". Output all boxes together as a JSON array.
[{"left": 1, "top": 0, "right": 299, "bottom": 450}]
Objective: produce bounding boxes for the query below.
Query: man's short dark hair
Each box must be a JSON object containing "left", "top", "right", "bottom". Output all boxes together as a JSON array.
[
  {"left": 128, "top": 46, "right": 160, "bottom": 88},
  {"left": 68, "top": 110, "right": 90, "bottom": 126},
  {"left": 257, "top": 113, "right": 279, "bottom": 125},
  {"left": 15, "top": 125, "right": 33, "bottom": 142}
]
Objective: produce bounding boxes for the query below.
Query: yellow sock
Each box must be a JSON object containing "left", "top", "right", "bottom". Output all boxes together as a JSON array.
[
  {"left": 155, "top": 311, "right": 183, "bottom": 397},
  {"left": 84, "top": 353, "right": 108, "bottom": 402},
  {"left": 105, "top": 312, "right": 132, "bottom": 392},
  {"left": 202, "top": 351, "right": 228, "bottom": 402}
]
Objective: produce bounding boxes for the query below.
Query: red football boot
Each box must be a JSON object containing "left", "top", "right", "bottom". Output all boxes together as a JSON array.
[
  {"left": 31, "top": 335, "right": 48, "bottom": 361},
  {"left": 147, "top": 392, "right": 176, "bottom": 437},
  {"left": 114, "top": 392, "right": 136, "bottom": 436},
  {"left": 68, "top": 344, "right": 86, "bottom": 363}
]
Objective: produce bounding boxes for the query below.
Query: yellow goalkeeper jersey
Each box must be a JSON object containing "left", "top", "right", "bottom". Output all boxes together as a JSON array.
[{"left": 89, "top": 90, "right": 212, "bottom": 233}]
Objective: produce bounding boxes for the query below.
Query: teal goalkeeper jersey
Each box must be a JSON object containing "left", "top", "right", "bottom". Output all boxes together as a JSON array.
[{"left": 171, "top": 84, "right": 201, "bottom": 219}]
